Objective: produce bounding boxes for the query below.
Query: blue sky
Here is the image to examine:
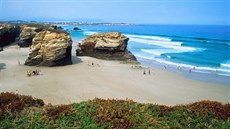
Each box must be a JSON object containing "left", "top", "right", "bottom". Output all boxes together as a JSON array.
[{"left": 0, "top": 0, "right": 229, "bottom": 25}]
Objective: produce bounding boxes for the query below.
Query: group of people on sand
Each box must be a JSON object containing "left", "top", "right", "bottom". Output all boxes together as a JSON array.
[
  {"left": 131, "top": 65, "right": 142, "bottom": 69},
  {"left": 175, "top": 65, "right": 219, "bottom": 73},
  {"left": 188, "top": 66, "right": 196, "bottom": 73},
  {"left": 164, "top": 65, "right": 194, "bottom": 73},
  {"left": 176, "top": 65, "right": 195, "bottom": 73},
  {"left": 26, "top": 69, "right": 42, "bottom": 77},
  {"left": 143, "top": 69, "right": 151, "bottom": 75}
]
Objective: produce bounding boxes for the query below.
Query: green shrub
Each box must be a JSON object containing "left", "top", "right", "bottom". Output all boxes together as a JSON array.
[{"left": 0, "top": 92, "right": 229, "bottom": 128}]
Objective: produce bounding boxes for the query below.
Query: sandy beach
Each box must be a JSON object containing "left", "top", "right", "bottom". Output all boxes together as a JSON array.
[{"left": 0, "top": 44, "right": 229, "bottom": 106}]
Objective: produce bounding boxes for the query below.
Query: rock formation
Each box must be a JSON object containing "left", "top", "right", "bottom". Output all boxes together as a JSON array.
[
  {"left": 18, "top": 24, "right": 56, "bottom": 47},
  {"left": 76, "top": 32, "right": 137, "bottom": 63},
  {"left": 57, "top": 26, "right": 64, "bottom": 30},
  {"left": 25, "top": 30, "right": 72, "bottom": 66},
  {"left": 50, "top": 25, "right": 63, "bottom": 30},
  {"left": 73, "top": 27, "right": 81, "bottom": 31},
  {"left": 0, "top": 23, "right": 20, "bottom": 47}
]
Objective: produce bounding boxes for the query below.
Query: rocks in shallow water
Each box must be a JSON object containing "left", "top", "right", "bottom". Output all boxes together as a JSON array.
[
  {"left": 51, "top": 25, "right": 63, "bottom": 30},
  {"left": 25, "top": 30, "right": 72, "bottom": 66},
  {"left": 73, "top": 27, "right": 81, "bottom": 31},
  {"left": 57, "top": 26, "right": 63, "bottom": 30},
  {"left": 76, "top": 32, "right": 137, "bottom": 63},
  {"left": 18, "top": 24, "right": 56, "bottom": 47},
  {"left": 0, "top": 23, "right": 20, "bottom": 47}
]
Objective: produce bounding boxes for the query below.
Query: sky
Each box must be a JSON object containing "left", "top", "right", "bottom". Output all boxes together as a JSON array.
[{"left": 0, "top": 0, "right": 229, "bottom": 25}]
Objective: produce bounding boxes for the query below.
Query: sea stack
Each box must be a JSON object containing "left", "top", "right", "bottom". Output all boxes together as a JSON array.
[
  {"left": 76, "top": 32, "right": 137, "bottom": 63},
  {"left": 73, "top": 27, "right": 81, "bottom": 31},
  {"left": 0, "top": 23, "right": 20, "bottom": 47},
  {"left": 18, "top": 24, "right": 56, "bottom": 47},
  {"left": 25, "top": 30, "right": 72, "bottom": 66}
]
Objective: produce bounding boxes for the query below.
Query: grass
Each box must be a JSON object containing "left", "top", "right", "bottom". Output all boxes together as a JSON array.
[{"left": 0, "top": 92, "right": 229, "bottom": 128}]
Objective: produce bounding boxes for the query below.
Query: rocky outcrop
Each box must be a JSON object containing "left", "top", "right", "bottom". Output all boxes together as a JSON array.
[
  {"left": 57, "top": 26, "right": 63, "bottom": 30},
  {"left": 73, "top": 27, "right": 81, "bottom": 31},
  {"left": 76, "top": 32, "right": 137, "bottom": 63},
  {"left": 25, "top": 30, "right": 72, "bottom": 66},
  {"left": 51, "top": 25, "right": 63, "bottom": 30},
  {"left": 18, "top": 24, "right": 56, "bottom": 47},
  {"left": 0, "top": 23, "right": 20, "bottom": 47}
]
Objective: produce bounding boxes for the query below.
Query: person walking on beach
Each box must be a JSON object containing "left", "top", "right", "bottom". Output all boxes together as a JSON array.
[
  {"left": 148, "top": 69, "right": 151, "bottom": 75},
  {"left": 143, "top": 69, "right": 146, "bottom": 75},
  {"left": 215, "top": 68, "right": 218, "bottom": 73}
]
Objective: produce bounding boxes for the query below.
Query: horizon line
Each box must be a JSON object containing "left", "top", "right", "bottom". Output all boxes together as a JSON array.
[{"left": 0, "top": 20, "right": 229, "bottom": 26}]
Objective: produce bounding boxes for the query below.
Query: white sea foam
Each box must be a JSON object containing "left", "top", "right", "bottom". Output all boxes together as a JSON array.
[
  {"left": 129, "top": 38, "right": 181, "bottom": 46},
  {"left": 156, "top": 59, "right": 230, "bottom": 75},
  {"left": 135, "top": 54, "right": 154, "bottom": 60},
  {"left": 140, "top": 48, "right": 191, "bottom": 57},
  {"left": 195, "top": 67, "right": 230, "bottom": 76},
  {"left": 156, "top": 59, "right": 230, "bottom": 74},
  {"left": 154, "top": 58, "right": 194, "bottom": 69},
  {"left": 136, "top": 55, "right": 192, "bottom": 68},
  {"left": 129, "top": 37, "right": 197, "bottom": 52},
  {"left": 141, "top": 47, "right": 196, "bottom": 56},
  {"left": 126, "top": 34, "right": 171, "bottom": 41},
  {"left": 166, "top": 55, "right": 171, "bottom": 59},
  {"left": 221, "top": 61, "right": 230, "bottom": 68},
  {"left": 220, "top": 61, "right": 230, "bottom": 76},
  {"left": 137, "top": 55, "right": 230, "bottom": 76},
  {"left": 140, "top": 49, "right": 164, "bottom": 56},
  {"left": 84, "top": 31, "right": 97, "bottom": 35}
]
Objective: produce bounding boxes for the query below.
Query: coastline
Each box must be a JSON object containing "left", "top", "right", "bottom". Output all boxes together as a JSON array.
[
  {"left": 66, "top": 24, "right": 230, "bottom": 78},
  {"left": 0, "top": 44, "right": 230, "bottom": 106},
  {"left": 137, "top": 57, "right": 230, "bottom": 86}
]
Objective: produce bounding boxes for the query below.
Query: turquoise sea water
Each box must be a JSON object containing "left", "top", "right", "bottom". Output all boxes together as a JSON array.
[{"left": 62, "top": 25, "right": 230, "bottom": 85}]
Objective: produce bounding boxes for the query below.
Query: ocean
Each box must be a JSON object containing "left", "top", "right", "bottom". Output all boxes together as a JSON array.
[{"left": 62, "top": 25, "right": 230, "bottom": 85}]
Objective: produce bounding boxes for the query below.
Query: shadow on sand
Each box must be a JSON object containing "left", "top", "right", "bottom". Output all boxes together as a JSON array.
[
  {"left": 71, "top": 56, "right": 83, "bottom": 65},
  {"left": 0, "top": 63, "right": 6, "bottom": 71}
]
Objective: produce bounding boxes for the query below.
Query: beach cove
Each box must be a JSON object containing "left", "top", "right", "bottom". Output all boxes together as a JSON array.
[
  {"left": 1, "top": 0, "right": 230, "bottom": 128},
  {"left": 65, "top": 25, "right": 230, "bottom": 85},
  {"left": 0, "top": 44, "right": 229, "bottom": 106}
]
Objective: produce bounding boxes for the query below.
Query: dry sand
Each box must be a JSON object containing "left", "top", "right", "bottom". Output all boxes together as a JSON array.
[{"left": 0, "top": 44, "right": 230, "bottom": 105}]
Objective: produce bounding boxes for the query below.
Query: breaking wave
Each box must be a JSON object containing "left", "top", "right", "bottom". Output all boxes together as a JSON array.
[{"left": 136, "top": 55, "right": 230, "bottom": 76}]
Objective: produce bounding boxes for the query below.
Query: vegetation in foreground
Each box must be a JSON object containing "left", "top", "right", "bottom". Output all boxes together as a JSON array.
[{"left": 0, "top": 92, "right": 229, "bottom": 129}]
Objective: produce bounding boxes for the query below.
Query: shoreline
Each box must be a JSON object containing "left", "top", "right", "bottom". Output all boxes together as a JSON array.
[
  {"left": 0, "top": 44, "right": 230, "bottom": 106},
  {"left": 137, "top": 58, "right": 230, "bottom": 87}
]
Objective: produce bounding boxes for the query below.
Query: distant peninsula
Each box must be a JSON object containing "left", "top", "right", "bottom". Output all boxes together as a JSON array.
[{"left": 4, "top": 20, "right": 138, "bottom": 26}]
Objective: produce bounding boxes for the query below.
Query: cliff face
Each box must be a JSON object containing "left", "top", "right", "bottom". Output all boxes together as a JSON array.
[
  {"left": 76, "top": 32, "right": 137, "bottom": 63},
  {"left": 18, "top": 24, "right": 56, "bottom": 47},
  {"left": 0, "top": 23, "right": 20, "bottom": 47},
  {"left": 25, "top": 30, "right": 72, "bottom": 66}
]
